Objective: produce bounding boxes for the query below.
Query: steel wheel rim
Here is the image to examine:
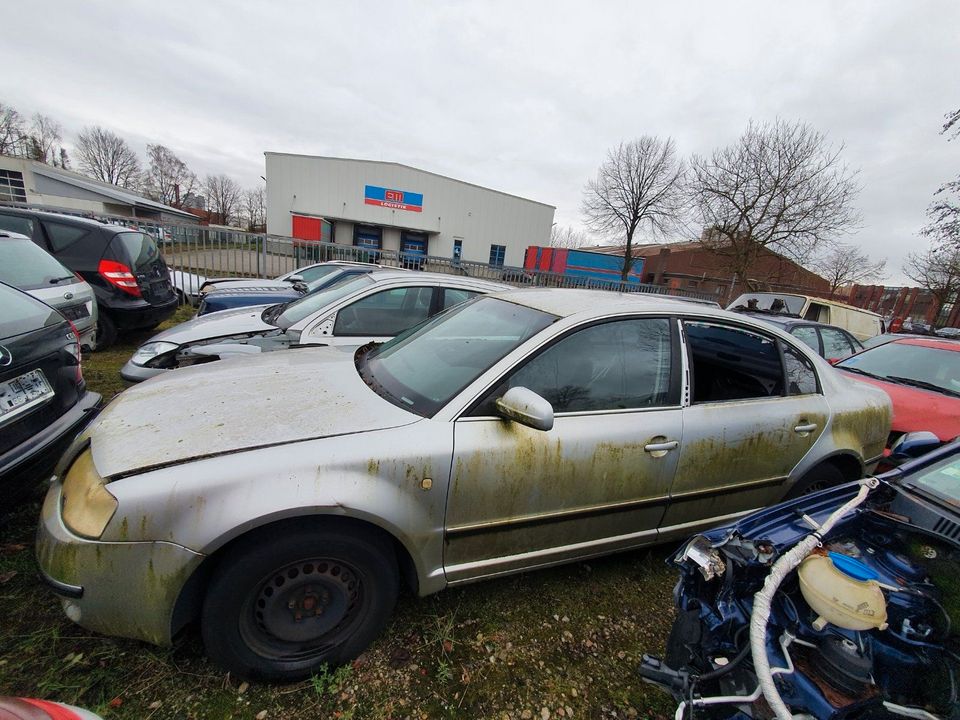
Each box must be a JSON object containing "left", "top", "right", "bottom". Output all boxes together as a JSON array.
[{"left": 239, "top": 557, "right": 365, "bottom": 661}]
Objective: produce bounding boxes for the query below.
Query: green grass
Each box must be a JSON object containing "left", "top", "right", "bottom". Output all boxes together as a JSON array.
[{"left": 0, "top": 308, "right": 679, "bottom": 719}]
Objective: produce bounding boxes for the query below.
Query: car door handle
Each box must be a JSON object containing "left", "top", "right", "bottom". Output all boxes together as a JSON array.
[
  {"left": 794, "top": 423, "right": 818, "bottom": 434},
  {"left": 644, "top": 440, "right": 679, "bottom": 453}
]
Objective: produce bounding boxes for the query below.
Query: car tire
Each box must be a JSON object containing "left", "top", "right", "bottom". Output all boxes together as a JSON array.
[
  {"left": 93, "top": 313, "right": 117, "bottom": 350},
  {"left": 201, "top": 521, "right": 399, "bottom": 682},
  {"left": 785, "top": 462, "right": 846, "bottom": 500}
]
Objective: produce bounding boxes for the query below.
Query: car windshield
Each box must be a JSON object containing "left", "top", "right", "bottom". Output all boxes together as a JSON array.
[
  {"left": 837, "top": 341, "right": 960, "bottom": 397},
  {"left": 0, "top": 238, "right": 75, "bottom": 291},
  {"left": 904, "top": 451, "right": 960, "bottom": 506},
  {"left": 360, "top": 296, "right": 557, "bottom": 417},
  {"left": 728, "top": 293, "right": 805, "bottom": 315},
  {"left": 275, "top": 274, "right": 375, "bottom": 329},
  {"left": 303, "top": 269, "right": 357, "bottom": 293}
]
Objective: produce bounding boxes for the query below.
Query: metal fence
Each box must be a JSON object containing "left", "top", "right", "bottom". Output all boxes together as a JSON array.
[{"left": 1, "top": 202, "right": 716, "bottom": 302}]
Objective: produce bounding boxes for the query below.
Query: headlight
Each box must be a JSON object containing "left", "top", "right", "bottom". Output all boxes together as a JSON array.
[
  {"left": 61, "top": 449, "right": 118, "bottom": 539},
  {"left": 131, "top": 341, "right": 179, "bottom": 367}
]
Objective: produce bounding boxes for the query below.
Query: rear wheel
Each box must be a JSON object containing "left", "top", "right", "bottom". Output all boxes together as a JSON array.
[
  {"left": 201, "top": 522, "right": 399, "bottom": 681},
  {"left": 785, "top": 462, "right": 846, "bottom": 500},
  {"left": 93, "top": 313, "right": 117, "bottom": 350}
]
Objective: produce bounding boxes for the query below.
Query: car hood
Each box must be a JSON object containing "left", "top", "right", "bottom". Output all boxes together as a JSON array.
[
  {"left": 85, "top": 348, "right": 420, "bottom": 478},
  {"left": 841, "top": 371, "right": 960, "bottom": 442},
  {"left": 205, "top": 278, "right": 292, "bottom": 291},
  {"left": 149, "top": 304, "right": 277, "bottom": 345}
]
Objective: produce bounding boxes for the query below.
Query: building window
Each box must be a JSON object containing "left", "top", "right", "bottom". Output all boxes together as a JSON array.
[
  {"left": 489, "top": 244, "right": 506, "bottom": 267},
  {"left": 0, "top": 170, "right": 26, "bottom": 203}
]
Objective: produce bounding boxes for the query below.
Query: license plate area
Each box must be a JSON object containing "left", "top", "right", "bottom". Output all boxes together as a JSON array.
[{"left": 0, "top": 369, "right": 55, "bottom": 425}]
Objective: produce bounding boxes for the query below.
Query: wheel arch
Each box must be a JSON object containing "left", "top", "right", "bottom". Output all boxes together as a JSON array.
[{"left": 170, "top": 512, "right": 424, "bottom": 639}]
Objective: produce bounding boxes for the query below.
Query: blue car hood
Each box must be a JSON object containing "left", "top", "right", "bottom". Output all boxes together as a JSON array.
[{"left": 201, "top": 286, "right": 301, "bottom": 313}]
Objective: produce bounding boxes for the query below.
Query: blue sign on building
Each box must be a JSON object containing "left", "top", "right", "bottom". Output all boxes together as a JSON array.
[{"left": 364, "top": 185, "right": 423, "bottom": 213}]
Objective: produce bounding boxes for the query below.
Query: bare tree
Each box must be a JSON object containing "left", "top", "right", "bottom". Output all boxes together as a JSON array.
[
  {"left": 204, "top": 174, "right": 243, "bottom": 225},
  {"left": 242, "top": 186, "right": 266, "bottom": 231},
  {"left": 0, "top": 102, "right": 27, "bottom": 156},
  {"left": 904, "top": 244, "right": 960, "bottom": 326},
  {"left": 549, "top": 225, "right": 589, "bottom": 249},
  {"left": 28, "top": 113, "right": 63, "bottom": 165},
  {"left": 144, "top": 144, "right": 197, "bottom": 207},
  {"left": 812, "top": 243, "right": 887, "bottom": 295},
  {"left": 922, "top": 107, "right": 960, "bottom": 248},
  {"left": 581, "top": 137, "right": 686, "bottom": 281},
  {"left": 75, "top": 126, "right": 141, "bottom": 188},
  {"left": 689, "top": 119, "right": 861, "bottom": 290}
]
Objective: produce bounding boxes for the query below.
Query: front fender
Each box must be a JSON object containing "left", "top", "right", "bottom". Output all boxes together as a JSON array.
[{"left": 100, "top": 420, "right": 453, "bottom": 597}]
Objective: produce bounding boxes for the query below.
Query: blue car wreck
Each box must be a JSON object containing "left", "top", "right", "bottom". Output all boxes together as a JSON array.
[{"left": 640, "top": 436, "right": 960, "bottom": 719}]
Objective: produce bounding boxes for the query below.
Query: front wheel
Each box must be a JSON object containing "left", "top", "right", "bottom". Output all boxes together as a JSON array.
[{"left": 201, "top": 522, "right": 399, "bottom": 682}]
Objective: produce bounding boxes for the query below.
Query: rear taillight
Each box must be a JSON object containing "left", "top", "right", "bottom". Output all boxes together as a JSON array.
[
  {"left": 66, "top": 321, "right": 83, "bottom": 384},
  {"left": 98, "top": 259, "right": 141, "bottom": 297}
]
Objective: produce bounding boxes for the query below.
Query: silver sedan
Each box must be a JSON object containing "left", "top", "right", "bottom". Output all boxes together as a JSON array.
[
  {"left": 120, "top": 270, "right": 509, "bottom": 381},
  {"left": 38, "top": 290, "right": 891, "bottom": 681}
]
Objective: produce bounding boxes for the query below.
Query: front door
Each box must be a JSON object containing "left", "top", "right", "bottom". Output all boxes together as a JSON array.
[
  {"left": 444, "top": 317, "right": 683, "bottom": 582},
  {"left": 658, "top": 321, "right": 829, "bottom": 539}
]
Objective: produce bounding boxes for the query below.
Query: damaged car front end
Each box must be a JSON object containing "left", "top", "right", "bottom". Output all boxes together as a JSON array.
[{"left": 640, "top": 438, "right": 960, "bottom": 719}]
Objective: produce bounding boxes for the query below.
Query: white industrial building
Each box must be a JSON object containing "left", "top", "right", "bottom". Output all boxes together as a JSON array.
[{"left": 265, "top": 153, "right": 555, "bottom": 267}]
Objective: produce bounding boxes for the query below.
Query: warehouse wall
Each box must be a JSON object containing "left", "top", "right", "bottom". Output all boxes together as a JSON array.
[{"left": 265, "top": 153, "right": 555, "bottom": 266}]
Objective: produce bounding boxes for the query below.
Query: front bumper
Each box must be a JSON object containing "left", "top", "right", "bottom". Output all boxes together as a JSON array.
[
  {"left": 119, "top": 359, "right": 168, "bottom": 383},
  {"left": 36, "top": 480, "right": 204, "bottom": 646}
]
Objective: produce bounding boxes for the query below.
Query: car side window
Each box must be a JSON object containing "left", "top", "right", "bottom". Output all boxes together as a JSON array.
[
  {"left": 783, "top": 343, "right": 819, "bottom": 395},
  {"left": 0, "top": 214, "right": 35, "bottom": 237},
  {"left": 803, "top": 303, "right": 830, "bottom": 323},
  {"left": 820, "top": 328, "right": 856, "bottom": 360},
  {"left": 43, "top": 222, "right": 89, "bottom": 252},
  {"left": 333, "top": 286, "right": 434, "bottom": 336},
  {"left": 472, "top": 318, "right": 674, "bottom": 415},
  {"left": 442, "top": 288, "right": 480, "bottom": 310},
  {"left": 790, "top": 326, "right": 820, "bottom": 354},
  {"left": 685, "top": 321, "right": 784, "bottom": 402}
]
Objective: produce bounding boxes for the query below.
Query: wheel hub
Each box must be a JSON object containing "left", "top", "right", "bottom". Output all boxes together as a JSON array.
[{"left": 254, "top": 560, "right": 359, "bottom": 643}]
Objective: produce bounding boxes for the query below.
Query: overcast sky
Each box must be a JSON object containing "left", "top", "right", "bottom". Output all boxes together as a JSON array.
[{"left": 7, "top": 1, "right": 958, "bottom": 283}]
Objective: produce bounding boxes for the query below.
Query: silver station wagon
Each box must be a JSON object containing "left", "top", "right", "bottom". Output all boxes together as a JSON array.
[{"left": 37, "top": 290, "right": 891, "bottom": 681}]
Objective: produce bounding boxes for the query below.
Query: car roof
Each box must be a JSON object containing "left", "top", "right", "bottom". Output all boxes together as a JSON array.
[
  {"left": 735, "top": 312, "right": 853, "bottom": 333},
  {"left": 364, "top": 269, "right": 510, "bottom": 291},
  {"left": 890, "top": 337, "right": 960, "bottom": 352},
  {"left": 490, "top": 288, "right": 754, "bottom": 319},
  {"left": 0, "top": 207, "right": 129, "bottom": 233}
]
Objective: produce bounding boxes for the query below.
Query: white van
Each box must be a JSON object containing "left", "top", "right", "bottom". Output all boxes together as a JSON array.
[{"left": 727, "top": 292, "right": 883, "bottom": 341}]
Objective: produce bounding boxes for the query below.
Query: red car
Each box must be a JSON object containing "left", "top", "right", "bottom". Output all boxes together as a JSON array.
[{"left": 836, "top": 336, "right": 960, "bottom": 446}]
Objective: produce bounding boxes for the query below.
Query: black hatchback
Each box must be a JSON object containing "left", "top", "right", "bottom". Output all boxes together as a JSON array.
[
  {"left": 0, "top": 209, "right": 177, "bottom": 348},
  {"left": 0, "top": 283, "right": 100, "bottom": 503}
]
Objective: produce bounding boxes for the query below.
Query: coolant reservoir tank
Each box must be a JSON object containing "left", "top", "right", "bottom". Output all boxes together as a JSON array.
[{"left": 798, "top": 552, "right": 888, "bottom": 632}]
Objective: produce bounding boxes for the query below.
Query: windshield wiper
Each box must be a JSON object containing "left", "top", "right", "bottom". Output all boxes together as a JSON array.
[
  {"left": 260, "top": 302, "right": 290, "bottom": 326},
  {"left": 49, "top": 275, "right": 76, "bottom": 284},
  {"left": 838, "top": 366, "right": 882, "bottom": 379},
  {"left": 885, "top": 375, "right": 960, "bottom": 398}
]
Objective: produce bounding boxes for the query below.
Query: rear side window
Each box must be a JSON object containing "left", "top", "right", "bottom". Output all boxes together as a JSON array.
[
  {"left": 685, "top": 321, "right": 783, "bottom": 402},
  {"left": 0, "top": 214, "right": 35, "bottom": 237},
  {"left": 0, "top": 283, "right": 63, "bottom": 338},
  {"left": 783, "top": 344, "right": 818, "bottom": 395},
  {"left": 820, "top": 328, "right": 856, "bottom": 360},
  {"left": 44, "top": 222, "right": 89, "bottom": 252},
  {"left": 111, "top": 232, "right": 160, "bottom": 269},
  {"left": 790, "top": 326, "right": 820, "bottom": 354}
]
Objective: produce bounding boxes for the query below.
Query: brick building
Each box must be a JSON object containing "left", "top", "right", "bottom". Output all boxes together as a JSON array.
[
  {"left": 591, "top": 240, "right": 830, "bottom": 306},
  {"left": 846, "top": 284, "right": 959, "bottom": 329}
]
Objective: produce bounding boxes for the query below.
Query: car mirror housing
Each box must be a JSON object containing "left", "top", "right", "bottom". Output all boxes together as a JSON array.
[
  {"left": 286, "top": 274, "right": 304, "bottom": 283},
  {"left": 495, "top": 387, "right": 554, "bottom": 432},
  {"left": 890, "top": 430, "right": 941, "bottom": 462}
]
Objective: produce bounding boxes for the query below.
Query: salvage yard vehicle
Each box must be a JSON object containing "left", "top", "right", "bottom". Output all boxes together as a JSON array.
[
  {"left": 837, "top": 336, "right": 960, "bottom": 449},
  {"left": 735, "top": 312, "right": 864, "bottom": 362},
  {"left": 120, "top": 270, "right": 509, "bottom": 382},
  {"left": 728, "top": 292, "right": 884, "bottom": 341},
  {"left": 640, "top": 437, "right": 960, "bottom": 719},
  {"left": 38, "top": 290, "right": 890, "bottom": 681},
  {"left": 0, "top": 209, "right": 177, "bottom": 349},
  {"left": 0, "top": 283, "right": 99, "bottom": 503},
  {"left": 0, "top": 230, "right": 98, "bottom": 350},
  {"left": 196, "top": 261, "right": 390, "bottom": 316}
]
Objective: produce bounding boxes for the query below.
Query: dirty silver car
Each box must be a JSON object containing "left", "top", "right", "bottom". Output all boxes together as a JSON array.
[
  {"left": 120, "top": 270, "right": 509, "bottom": 381},
  {"left": 38, "top": 290, "right": 891, "bottom": 681}
]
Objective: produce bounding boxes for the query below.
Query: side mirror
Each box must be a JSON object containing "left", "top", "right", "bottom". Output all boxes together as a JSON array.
[
  {"left": 286, "top": 274, "right": 304, "bottom": 283},
  {"left": 890, "top": 431, "right": 941, "bottom": 462},
  {"left": 495, "top": 387, "right": 554, "bottom": 432}
]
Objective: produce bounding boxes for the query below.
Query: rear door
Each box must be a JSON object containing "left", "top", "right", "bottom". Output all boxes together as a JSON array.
[{"left": 658, "top": 320, "right": 828, "bottom": 539}]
